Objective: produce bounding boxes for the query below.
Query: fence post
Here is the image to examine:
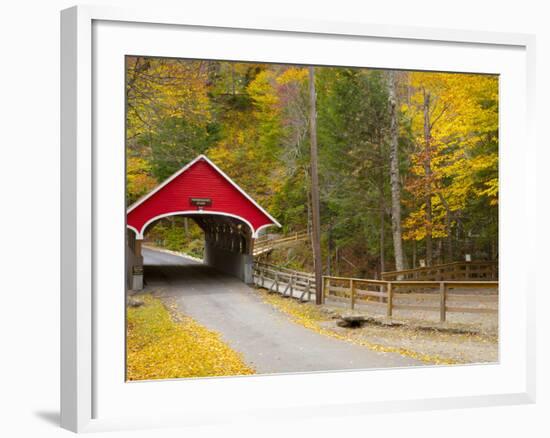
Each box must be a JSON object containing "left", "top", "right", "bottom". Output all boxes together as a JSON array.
[
  {"left": 323, "top": 277, "right": 330, "bottom": 304},
  {"left": 386, "top": 282, "right": 393, "bottom": 318},
  {"left": 439, "top": 282, "right": 447, "bottom": 322},
  {"left": 306, "top": 278, "right": 311, "bottom": 301},
  {"left": 260, "top": 268, "right": 264, "bottom": 288},
  {"left": 350, "top": 279, "right": 355, "bottom": 310},
  {"left": 275, "top": 272, "right": 279, "bottom": 293},
  {"left": 290, "top": 274, "right": 294, "bottom": 298}
]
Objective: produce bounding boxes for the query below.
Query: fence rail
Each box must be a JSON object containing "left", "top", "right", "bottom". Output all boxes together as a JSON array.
[
  {"left": 381, "top": 261, "right": 498, "bottom": 282},
  {"left": 253, "top": 261, "right": 498, "bottom": 323},
  {"left": 252, "top": 262, "right": 316, "bottom": 302},
  {"left": 323, "top": 275, "right": 498, "bottom": 323},
  {"left": 253, "top": 230, "right": 309, "bottom": 256}
]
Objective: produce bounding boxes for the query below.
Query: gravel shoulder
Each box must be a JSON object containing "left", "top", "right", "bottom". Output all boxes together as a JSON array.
[{"left": 256, "top": 289, "right": 498, "bottom": 365}]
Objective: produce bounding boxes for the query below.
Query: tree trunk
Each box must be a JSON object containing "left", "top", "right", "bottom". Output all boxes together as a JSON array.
[
  {"left": 379, "top": 200, "right": 385, "bottom": 275},
  {"left": 423, "top": 89, "right": 433, "bottom": 267},
  {"left": 308, "top": 66, "right": 323, "bottom": 305},
  {"left": 444, "top": 201, "right": 453, "bottom": 262},
  {"left": 436, "top": 193, "right": 453, "bottom": 263},
  {"left": 327, "top": 223, "right": 333, "bottom": 276},
  {"left": 388, "top": 71, "right": 405, "bottom": 272},
  {"left": 445, "top": 217, "right": 452, "bottom": 263},
  {"left": 377, "top": 127, "right": 386, "bottom": 276},
  {"left": 306, "top": 186, "right": 312, "bottom": 238}
]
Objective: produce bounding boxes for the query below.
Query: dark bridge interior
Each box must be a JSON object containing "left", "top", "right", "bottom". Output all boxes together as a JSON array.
[{"left": 127, "top": 213, "right": 256, "bottom": 290}]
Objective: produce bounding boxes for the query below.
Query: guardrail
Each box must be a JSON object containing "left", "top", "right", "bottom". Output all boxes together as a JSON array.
[
  {"left": 252, "top": 262, "right": 316, "bottom": 302},
  {"left": 323, "top": 275, "right": 498, "bottom": 323},
  {"left": 381, "top": 261, "right": 498, "bottom": 281}
]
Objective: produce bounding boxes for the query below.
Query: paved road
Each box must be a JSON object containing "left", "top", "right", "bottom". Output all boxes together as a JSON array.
[{"left": 143, "top": 247, "right": 422, "bottom": 374}]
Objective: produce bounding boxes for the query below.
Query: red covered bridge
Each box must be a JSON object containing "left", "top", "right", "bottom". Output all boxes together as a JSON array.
[{"left": 126, "top": 155, "right": 280, "bottom": 289}]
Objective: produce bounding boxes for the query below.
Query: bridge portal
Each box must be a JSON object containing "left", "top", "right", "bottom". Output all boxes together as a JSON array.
[{"left": 126, "top": 155, "right": 280, "bottom": 289}]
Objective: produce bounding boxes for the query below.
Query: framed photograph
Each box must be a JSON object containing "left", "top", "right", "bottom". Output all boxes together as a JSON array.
[{"left": 61, "top": 5, "right": 536, "bottom": 433}]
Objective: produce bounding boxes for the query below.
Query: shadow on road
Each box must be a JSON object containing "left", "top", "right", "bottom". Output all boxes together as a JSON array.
[{"left": 143, "top": 263, "right": 243, "bottom": 297}]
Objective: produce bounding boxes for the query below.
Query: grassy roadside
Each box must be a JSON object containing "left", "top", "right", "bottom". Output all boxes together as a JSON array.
[
  {"left": 256, "top": 289, "right": 458, "bottom": 365},
  {"left": 126, "top": 294, "right": 254, "bottom": 380}
]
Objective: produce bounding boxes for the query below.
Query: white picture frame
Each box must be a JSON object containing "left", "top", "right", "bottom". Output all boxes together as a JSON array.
[{"left": 61, "top": 5, "right": 536, "bottom": 433}]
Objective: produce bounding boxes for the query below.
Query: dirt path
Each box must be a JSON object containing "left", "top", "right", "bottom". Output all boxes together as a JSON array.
[{"left": 142, "top": 247, "right": 423, "bottom": 374}]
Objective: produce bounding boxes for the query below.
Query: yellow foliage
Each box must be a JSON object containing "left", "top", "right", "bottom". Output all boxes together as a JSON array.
[
  {"left": 276, "top": 67, "right": 308, "bottom": 85},
  {"left": 402, "top": 71, "right": 499, "bottom": 240},
  {"left": 207, "top": 67, "right": 289, "bottom": 212},
  {"left": 127, "top": 295, "right": 254, "bottom": 380},
  {"left": 126, "top": 57, "right": 211, "bottom": 141},
  {"left": 247, "top": 70, "right": 280, "bottom": 108},
  {"left": 126, "top": 157, "right": 158, "bottom": 204}
]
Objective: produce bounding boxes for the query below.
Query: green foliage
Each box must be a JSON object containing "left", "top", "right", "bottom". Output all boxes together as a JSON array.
[
  {"left": 146, "top": 218, "right": 204, "bottom": 259},
  {"left": 316, "top": 68, "right": 391, "bottom": 262},
  {"left": 144, "top": 116, "right": 219, "bottom": 181}
]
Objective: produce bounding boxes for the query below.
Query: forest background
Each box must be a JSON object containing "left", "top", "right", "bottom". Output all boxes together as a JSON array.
[{"left": 126, "top": 57, "right": 499, "bottom": 278}]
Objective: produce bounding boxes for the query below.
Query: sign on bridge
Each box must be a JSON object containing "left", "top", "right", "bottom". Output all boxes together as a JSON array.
[{"left": 190, "top": 197, "right": 212, "bottom": 208}]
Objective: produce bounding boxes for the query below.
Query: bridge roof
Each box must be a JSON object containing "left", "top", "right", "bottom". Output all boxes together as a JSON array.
[{"left": 127, "top": 155, "right": 281, "bottom": 239}]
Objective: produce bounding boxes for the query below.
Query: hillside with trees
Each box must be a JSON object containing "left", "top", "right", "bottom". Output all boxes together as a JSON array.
[{"left": 126, "top": 56, "right": 498, "bottom": 278}]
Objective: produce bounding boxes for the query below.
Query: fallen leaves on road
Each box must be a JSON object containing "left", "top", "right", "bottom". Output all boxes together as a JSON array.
[{"left": 127, "top": 294, "right": 255, "bottom": 380}]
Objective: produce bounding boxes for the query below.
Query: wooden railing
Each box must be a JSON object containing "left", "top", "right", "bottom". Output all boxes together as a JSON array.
[
  {"left": 252, "top": 262, "right": 316, "bottom": 302},
  {"left": 381, "top": 261, "right": 498, "bottom": 282},
  {"left": 253, "top": 230, "right": 309, "bottom": 256},
  {"left": 323, "top": 275, "right": 498, "bottom": 323},
  {"left": 252, "top": 260, "right": 498, "bottom": 323}
]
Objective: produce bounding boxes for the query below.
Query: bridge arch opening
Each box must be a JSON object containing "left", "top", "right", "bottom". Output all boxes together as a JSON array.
[{"left": 126, "top": 155, "right": 280, "bottom": 290}]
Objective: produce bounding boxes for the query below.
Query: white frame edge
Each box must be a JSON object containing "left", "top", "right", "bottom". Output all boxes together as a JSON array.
[
  {"left": 61, "top": 5, "right": 93, "bottom": 432},
  {"left": 60, "top": 4, "right": 537, "bottom": 433}
]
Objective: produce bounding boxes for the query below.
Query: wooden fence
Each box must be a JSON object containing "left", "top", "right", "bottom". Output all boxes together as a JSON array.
[
  {"left": 253, "top": 260, "right": 498, "bottom": 323},
  {"left": 252, "top": 262, "right": 316, "bottom": 302},
  {"left": 323, "top": 275, "right": 498, "bottom": 323},
  {"left": 381, "top": 261, "right": 498, "bottom": 282},
  {"left": 253, "top": 230, "right": 309, "bottom": 256}
]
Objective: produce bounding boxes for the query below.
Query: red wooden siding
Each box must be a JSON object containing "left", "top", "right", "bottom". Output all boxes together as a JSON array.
[{"left": 127, "top": 156, "right": 278, "bottom": 238}]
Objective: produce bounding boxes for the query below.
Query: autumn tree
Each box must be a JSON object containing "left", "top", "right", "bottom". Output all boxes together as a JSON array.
[
  {"left": 125, "top": 57, "right": 214, "bottom": 191},
  {"left": 124, "top": 56, "right": 499, "bottom": 273},
  {"left": 402, "top": 72, "right": 498, "bottom": 264}
]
